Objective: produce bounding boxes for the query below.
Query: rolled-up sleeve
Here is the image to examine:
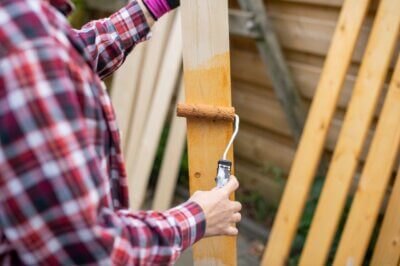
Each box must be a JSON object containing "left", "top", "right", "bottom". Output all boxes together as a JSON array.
[
  {"left": 0, "top": 38, "right": 205, "bottom": 265},
  {"left": 71, "top": 0, "right": 151, "bottom": 79}
]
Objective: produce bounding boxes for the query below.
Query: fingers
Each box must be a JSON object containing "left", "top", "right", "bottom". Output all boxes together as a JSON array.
[
  {"left": 231, "top": 212, "right": 242, "bottom": 223},
  {"left": 231, "top": 201, "right": 242, "bottom": 212},
  {"left": 222, "top": 176, "right": 239, "bottom": 195},
  {"left": 225, "top": 226, "right": 239, "bottom": 236}
]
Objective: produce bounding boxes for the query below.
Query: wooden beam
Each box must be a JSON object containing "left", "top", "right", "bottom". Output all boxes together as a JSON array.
[
  {"left": 300, "top": 0, "right": 400, "bottom": 263},
  {"left": 180, "top": 0, "right": 237, "bottom": 264},
  {"left": 128, "top": 14, "right": 182, "bottom": 210},
  {"left": 228, "top": 9, "right": 260, "bottom": 39},
  {"left": 261, "top": 0, "right": 371, "bottom": 264},
  {"left": 371, "top": 167, "right": 400, "bottom": 266},
  {"left": 152, "top": 81, "right": 186, "bottom": 211}
]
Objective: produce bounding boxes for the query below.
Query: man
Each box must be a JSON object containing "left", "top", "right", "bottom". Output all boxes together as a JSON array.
[{"left": 0, "top": 0, "right": 242, "bottom": 264}]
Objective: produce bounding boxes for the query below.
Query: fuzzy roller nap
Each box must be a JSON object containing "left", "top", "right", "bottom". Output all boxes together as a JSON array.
[
  {"left": 177, "top": 103, "right": 236, "bottom": 122},
  {"left": 177, "top": 103, "right": 240, "bottom": 188}
]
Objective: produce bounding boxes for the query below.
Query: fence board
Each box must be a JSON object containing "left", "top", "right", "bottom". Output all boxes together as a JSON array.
[
  {"left": 333, "top": 55, "right": 400, "bottom": 265},
  {"left": 371, "top": 166, "right": 400, "bottom": 266},
  {"left": 300, "top": 0, "right": 400, "bottom": 263},
  {"left": 261, "top": 0, "right": 371, "bottom": 264}
]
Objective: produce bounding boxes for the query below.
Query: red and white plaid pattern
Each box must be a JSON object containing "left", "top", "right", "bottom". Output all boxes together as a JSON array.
[{"left": 0, "top": 0, "right": 205, "bottom": 265}]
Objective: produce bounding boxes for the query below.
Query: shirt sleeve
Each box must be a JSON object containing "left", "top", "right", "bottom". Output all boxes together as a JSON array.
[
  {"left": 71, "top": 0, "right": 151, "bottom": 79},
  {"left": 0, "top": 40, "right": 205, "bottom": 265}
]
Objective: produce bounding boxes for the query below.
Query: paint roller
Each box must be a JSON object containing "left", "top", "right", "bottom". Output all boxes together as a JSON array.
[{"left": 177, "top": 103, "right": 240, "bottom": 188}]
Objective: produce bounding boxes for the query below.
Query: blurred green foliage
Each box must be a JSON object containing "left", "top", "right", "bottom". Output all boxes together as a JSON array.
[{"left": 69, "top": 0, "right": 89, "bottom": 28}]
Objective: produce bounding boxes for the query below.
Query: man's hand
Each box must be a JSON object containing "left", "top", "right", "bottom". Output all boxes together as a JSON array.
[{"left": 189, "top": 176, "right": 242, "bottom": 237}]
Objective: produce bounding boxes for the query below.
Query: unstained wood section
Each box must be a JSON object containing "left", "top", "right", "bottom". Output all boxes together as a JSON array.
[
  {"left": 152, "top": 82, "right": 186, "bottom": 211},
  {"left": 128, "top": 15, "right": 183, "bottom": 210},
  {"left": 125, "top": 12, "right": 175, "bottom": 166},
  {"left": 261, "top": 0, "right": 371, "bottom": 264},
  {"left": 111, "top": 44, "right": 146, "bottom": 149}
]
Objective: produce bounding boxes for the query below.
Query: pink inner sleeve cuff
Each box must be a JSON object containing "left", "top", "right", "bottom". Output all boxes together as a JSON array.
[{"left": 143, "top": 0, "right": 171, "bottom": 20}]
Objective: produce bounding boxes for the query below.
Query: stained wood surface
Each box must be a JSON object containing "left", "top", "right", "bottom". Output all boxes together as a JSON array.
[
  {"left": 180, "top": 0, "right": 237, "bottom": 264},
  {"left": 128, "top": 15, "right": 182, "bottom": 210},
  {"left": 261, "top": 0, "right": 371, "bottom": 264},
  {"left": 152, "top": 82, "right": 186, "bottom": 211},
  {"left": 333, "top": 54, "right": 400, "bottom": 265},
  {"left": 371, "top": 166, "right": 400, "bottom": 266},
  {"left": 300, "top": 0, "right": 400, "bottom": 263}
]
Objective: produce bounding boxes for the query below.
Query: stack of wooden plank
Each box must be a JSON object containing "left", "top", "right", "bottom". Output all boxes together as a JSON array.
[{"left": 110, "top": 11, "right": 186, "bottom": 211}]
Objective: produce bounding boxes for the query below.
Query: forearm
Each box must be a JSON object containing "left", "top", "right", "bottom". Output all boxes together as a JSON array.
[{"left": 72, "top": 0, "right": 151, "bottom": 78}]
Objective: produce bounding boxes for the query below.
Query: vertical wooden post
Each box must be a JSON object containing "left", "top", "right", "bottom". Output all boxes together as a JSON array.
[{"left": 180, "top": 1, "right": 237, "bottom": 265}]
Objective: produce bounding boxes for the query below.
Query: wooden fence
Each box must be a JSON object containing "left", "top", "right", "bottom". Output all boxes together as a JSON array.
[{"left": 231, "top": 0, "right": 399, "bottom": 205}]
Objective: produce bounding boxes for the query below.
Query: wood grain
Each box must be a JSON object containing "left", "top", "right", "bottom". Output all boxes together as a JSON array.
[
  {"left": 181, "top": 0, "right": 237, "bottom": 264},
  {"left": 261, "top": 0, "right": 371, "bottom": 264},
  {"left": 300, "top": 0, "right": 400, "bottom": 263},
  {"left": 152, "top": 82, "right": 187, "bottom": 211},
  {"left": 125, "top": 12, "right": 175, "bottom": 168},
  {"left": 333, "top": 54, "right": 400, "bottom": 265},
  {"left": 371, "top": 166, "right": 400, "bottom": 266},
  {"left": 128, "top": 15, "right": 182, "bottom": 210},
  {"left": 111, "top": 44, "right": 146, "bottom": 149}
]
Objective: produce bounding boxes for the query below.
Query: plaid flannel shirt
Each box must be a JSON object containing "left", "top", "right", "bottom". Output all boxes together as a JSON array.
[{"left": 0, "top": 0, "right": 205, "bottom": 265}]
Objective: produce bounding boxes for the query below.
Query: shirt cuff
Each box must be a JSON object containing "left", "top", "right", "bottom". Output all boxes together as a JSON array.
[
  {"left": 109, "top": 1, "right": 151, "bottom": 52},
  {"left": 166, "top": 201, "right": 206, "bottom": 251}
]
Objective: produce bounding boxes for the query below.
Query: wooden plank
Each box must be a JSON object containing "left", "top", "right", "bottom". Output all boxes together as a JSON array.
[
  {"left": 229, "top": 9, "right": 260, "bottom": 39},
  {"left": 371, "top": 167, "right": 400, "bottom": 266},
  {"left": 300, "top": 0, "right": 400, "bottom": 262},
  {"left": 180, "top": 0, "right": 237, "bottom": 264},
  {"left": 128, "top": 15, "right": 182, "bottom": 210},
  {"left": 333, "top": 55, "right": 400, "bottom": 265},
  {"left": 237, "top": 0, "right": 307, "bottom": 142},
  {"left": 111, "top": 43, "right": 146, "bottom": 149},
  {"left": 261, "top": 0, "right": 371, "bottom": 264},
  {"left": 124, "top": 12, "right": 174, "bottom": 161},
  {"left": 152, "top": 81, "right": 186, "bottom": 211}
]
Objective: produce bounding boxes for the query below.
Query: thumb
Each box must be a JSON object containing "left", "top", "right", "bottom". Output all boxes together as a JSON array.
[{"left": 222, "top": 176, "right": 239, "bottom": 195}]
